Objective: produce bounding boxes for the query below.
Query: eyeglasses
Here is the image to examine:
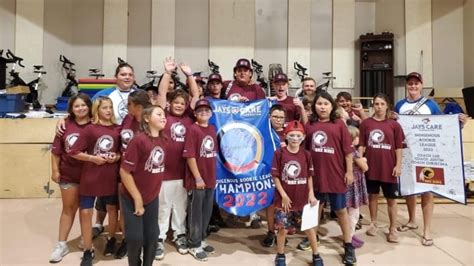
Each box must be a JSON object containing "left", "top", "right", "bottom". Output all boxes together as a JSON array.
[{"left": 271, "top": 115, "right": 285, "bottom": 120}]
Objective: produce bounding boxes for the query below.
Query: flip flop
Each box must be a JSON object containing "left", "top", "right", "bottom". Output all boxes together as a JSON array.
[
  {"left": 396, "top": 224, "right": 418, "bottom": 232},
  {"left": 422, "top": 237, "right": 434, "bottom": 246}
]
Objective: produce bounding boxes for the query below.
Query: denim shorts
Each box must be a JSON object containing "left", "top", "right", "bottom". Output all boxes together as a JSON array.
[
  {"left": 59, "top": 181, "right": 78, "bottom": 190},
  {"left": 315, "top": 192, "right": 347, "bottom": 211}
]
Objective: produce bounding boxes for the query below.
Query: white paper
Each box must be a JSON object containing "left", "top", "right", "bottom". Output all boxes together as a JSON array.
[{"left": 300, "top": 202, "right": 319, "bottom": 231}]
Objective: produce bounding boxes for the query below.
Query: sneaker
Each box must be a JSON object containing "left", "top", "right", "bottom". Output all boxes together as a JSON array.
[
  {"left": 366, "top": 223, "right": 378, "bottom": 236},
  {"left": 343, "top": 243, "right": 357, "bottom": 265},
  {"left": 249, "top": 213, "right": 262, "bottom": 229},
  {"left": 189, "top": 246, "right": 208, "bottom": 261},
  {"left": 312, "top": 255, "right": 324, "bottom": 266},
  {"left": 114, "top": 240, "right": 127, "bottom": 259},
  {"left": 262, "top": 231, "right": 276, "bottom": 247},
  {"left": 92, "top": 224, "right": 104, "bottom": 239},
  {"left": 297, "top": 238, "right": 311, "bottom": 251},
  {"left": 103, "top": 237, "right": 116, "bottom": 257},
  {"left": 155, "top": 239, "right": 165, "bottom": 260},
  {"left": 80, "top": 249, "right": 94, "bottom": 266},
  {"left": 174, "top": 235, "right": 188, "bottom": 254},
  {"left": 49, "top": 242, "right": 69, "bottom": 263},
  {"left": 275, "top": 255, "right": 286, "bottom": 266},
  {"left": 201, "top": 240, "right": 215, "bottom": 254}
]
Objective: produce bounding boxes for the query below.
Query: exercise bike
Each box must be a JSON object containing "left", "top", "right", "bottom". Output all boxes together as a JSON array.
[
  {"left": 251, "top": 59, "right": 270, "bottom": 96},
  {"left": 5, "top": 50, "right": 46, "bottom": 109},
  {"left": 293, "top": 61, "right": 336, "bottom": 98},
  {"left": 59, "top": 55, "right": 78, "bottom": 97}
]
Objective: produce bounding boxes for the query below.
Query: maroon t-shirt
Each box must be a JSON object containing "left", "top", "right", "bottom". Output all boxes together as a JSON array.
[
  {"left": 277, "top": 96, "right": 301, "bottom": 122},
  {"left": 121, "top": 132, "right": 167, "bottom": 204},
  {"left": 271, "top": 147, "right": 314, "bottom": 211},
  {"left": 359, "top": 118, "right": 405, "bottom": 183},
  {"left": 120, "top": 114, "right": 140, "bottom": 153},
  {"left": 51, "top": 118, "right": 89, "bottom": 184},
  {"left": 163, "top": 111, "right": 194, "bottom": 180},
  {"left": 182, "top": 123, "right": 218, "bottom": 190},
  {"left": 304, "top": 119, "right": 353, "bottom": 193},
  {"left": 224, "top": 81, "right": 266, "bottom": 101},
  {"left": 70, "top": 123, "right": 121, "bottom": 196},
  {"left": 275, "top": 128, "right": 286, "bottom": 148}
]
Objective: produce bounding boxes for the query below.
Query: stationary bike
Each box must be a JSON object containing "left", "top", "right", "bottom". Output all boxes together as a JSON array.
[{"left": 59, "top": 55, "right": 78, "bottom": 97}]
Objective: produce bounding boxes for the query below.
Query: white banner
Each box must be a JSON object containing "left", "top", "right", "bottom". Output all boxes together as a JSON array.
[{"left": 397, "top": 115, "right": 466, "bottom": 204}]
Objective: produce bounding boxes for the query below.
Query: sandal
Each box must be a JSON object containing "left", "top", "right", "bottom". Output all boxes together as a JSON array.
[
  {"left": 422, "top": 237, "right": 434, "bottom": 246},
  {"left": 396, "top": 223, "right": 418, "bottom": 232},
  {"left": 366, "top": 223, "right": 378, "bottom": 236}
]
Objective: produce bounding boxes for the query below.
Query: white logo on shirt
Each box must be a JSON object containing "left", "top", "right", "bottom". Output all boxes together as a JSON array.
[
  {"left": 145, "top": 146, "right": 165, "bottom": 174},
  {"left": 228, "top": 93, "right": 241, "bottom": 102},
  {"left": 65, "top": 133, "right": 79, "bottom": 153},
  {"left": 121, "top": 129, "right": 134, "bottom": 149},
  {"left": 311, "top": 131, "right": 334, "bottom": 154},
  {"left": 171, "top": 122, "right": 186, "bottom": 142},
  {"left": 368, "top": 129, "right": 391, "bottom": 150},
  {"left": 200, "top": 136, "right": 217, "bottom": 158},
  {"left": 94, "top": 135, "right": 114, "bottom": 155},
  {"left": 283, "top": 160, "right": 307, "bottom": 185}
]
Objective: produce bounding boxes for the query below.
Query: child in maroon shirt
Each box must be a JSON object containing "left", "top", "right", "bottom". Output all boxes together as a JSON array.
[
  {"left": 271, "top": 73, "right": 307, "bottom": 124},
  {"left": 304, "top": 91, "right": 356, "bottom": 265},
  {"left": 70, "top": 96, "right": 122, "bottom": 265},
  {"left": 120, "top": 105, "right": 167, "bottom": 266},
  {"left": 359, "top": 93, "right": 404, "bottom": 243},
  {"left": 182, "top": 99, "right": 218, "bottom": 262},
  {"left": 49, "top": 93, "right": 92, "bottom": 263},
  {"left": 155, "top": 58, "right": 201, "bottom": 260},
  {"left": 272, "top": 121, "right": 322, "bottom": 266}
]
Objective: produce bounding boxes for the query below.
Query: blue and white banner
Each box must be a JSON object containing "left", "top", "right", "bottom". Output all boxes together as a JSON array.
[
  {"left": 209, "top": 99, "right": 280, "bottom": 216},
  {"left": 398, "top": 115, "right": 466, "bottom": 204}
]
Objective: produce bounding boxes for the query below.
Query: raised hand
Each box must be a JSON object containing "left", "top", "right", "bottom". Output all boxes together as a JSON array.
[
  {"left": 179, "top": 63, "right": 192, "bottom": 77},
  {"left": 163, "top": 56, "right": 177, "bottom": 74}
]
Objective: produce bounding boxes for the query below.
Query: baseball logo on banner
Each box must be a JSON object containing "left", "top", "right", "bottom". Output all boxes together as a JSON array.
[
  {"left": 209, "top": 99, "right": 280, "bottom": 216},
  {"left": 397, "top": 114, "right": 466, "bottom": 204}
]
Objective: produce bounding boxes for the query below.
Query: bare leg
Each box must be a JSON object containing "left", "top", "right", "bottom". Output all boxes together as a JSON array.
[
  {"left": 305, "top": 227, "right": 319, "bottom": 255},
  {"left": 266, "top": 204, "right": 275, "bottom": 232},
  {"left": 368, "top": 193, "right": 378, "bottom": 224},
  {"left": 58, "top": 186, "right": 79, "bottom": 241},
  {"left": 106, "top": 205, "right": 118, "bottom": 238},
  {"left": 276, "top": 228, "right": 287, "bottom": 254},
  {"left": 421, "top": 192, "right": 434, "bottom": 240},
  {"left": 80, "top": 208, "right": 94, "bottom": 250},
  {"left": 405, "top": 195, "right": 417, "bottom": 225},
  {"left": 387, "top": 198, "right": 398, "bottom": 232},
  {"left": 336, "top": 209, "right": 352, "bottom": 243}
]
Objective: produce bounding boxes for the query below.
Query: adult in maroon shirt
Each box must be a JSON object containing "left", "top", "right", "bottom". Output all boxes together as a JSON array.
[
  {"left": 359, "top": 93, "right": 404, "bottom": 243},
  {"left": 303, "top": 91, "right": 356, "bottom": 265},
  {"left": 271, "top": 73, "right": 307, "bottom": 124},
  {"left": 49, "top": 93, "right": 92, "bottom": 263},
  {"left": 120, "top": 105, "right": 167, "bottom": 266},
  {"left": 182, "top": 99, "right": 218, "bottom": 261},
  {"left": 69, "top": 96, "right": 122, "bottom": 263},
  {"left": 223, "top": 58, "right": 266, "bottom": 102},
  {"left": 205, "top": 73, "right": 224, "bottom": 99}
]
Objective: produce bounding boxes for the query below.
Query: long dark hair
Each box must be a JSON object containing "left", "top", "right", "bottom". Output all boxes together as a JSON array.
[
  {"left": 67, "top": 93, "right": 92, "bottom": 120},
  {"left": 310, "top": 91, "right": 338, "bottom": 123}
]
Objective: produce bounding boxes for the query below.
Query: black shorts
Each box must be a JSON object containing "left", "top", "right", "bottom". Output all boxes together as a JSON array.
[{"left": 366, "top": 179, "right": 399, "bottom": 199}]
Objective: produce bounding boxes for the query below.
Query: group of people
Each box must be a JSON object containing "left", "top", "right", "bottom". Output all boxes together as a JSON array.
[{"left": 49, "top": 57, "right": 468, "bottom": 266}]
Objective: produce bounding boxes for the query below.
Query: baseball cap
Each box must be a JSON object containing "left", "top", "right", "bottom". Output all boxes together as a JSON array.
[
  {"left": 233, "top": 58, "right": 252, "bottom": 71},
  {"left": 406, "top": 72, "right": 423, "bottom": 83},
  {"left": 195, "top": 98, "right": 212, "bottom": 110},
  {"left": 284, "top": 120, "right": 305, "bottom": 135},
  {"left": 208, "top": 73, "right": 222, "bottom": 83},
  {"left": 273, "top": 73, "right": 288, "bottom": 83}
]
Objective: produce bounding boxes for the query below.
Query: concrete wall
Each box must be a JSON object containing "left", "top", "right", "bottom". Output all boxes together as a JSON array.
[
  {"left": 465, "top": 0, "right": 474, "bottom": 87},
  {"left": 0, "top": 0, "right": 470, "bottom": 104}
]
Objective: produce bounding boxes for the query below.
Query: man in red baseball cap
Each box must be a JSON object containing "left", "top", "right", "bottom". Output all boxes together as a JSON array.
[
  {"left": 272, "top": 73, "right": 307, "bottom": 124},
  {"left": 223, "top": 58, "right": 266, "bottom": 102},
  {"left": 206, "top": 73, "right": 224, "bottom": 99}
]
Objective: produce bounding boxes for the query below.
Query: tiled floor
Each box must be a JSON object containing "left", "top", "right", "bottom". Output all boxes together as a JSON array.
[{"left": 0, "top": 199, "right": 473, "bottom": 265}]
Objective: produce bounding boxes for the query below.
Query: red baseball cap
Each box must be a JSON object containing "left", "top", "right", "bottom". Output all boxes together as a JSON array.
[
  {"left": 284, "top": 120, "right": 305, "bottom": 135},
  {"left": 194, "top": 98, "right": 212, "bottom": 110},
  {"left": 273, "top": 73, "right": 288, "bottom": 83},
  {"left": 208, "top": 73, "right": 222, "bottom": 83},
  {"left": 406, "top": 72, "right": 423, "bottom": 83},
  {"left": 233, "top": 58, "right": 252, "bottom": 72}
]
